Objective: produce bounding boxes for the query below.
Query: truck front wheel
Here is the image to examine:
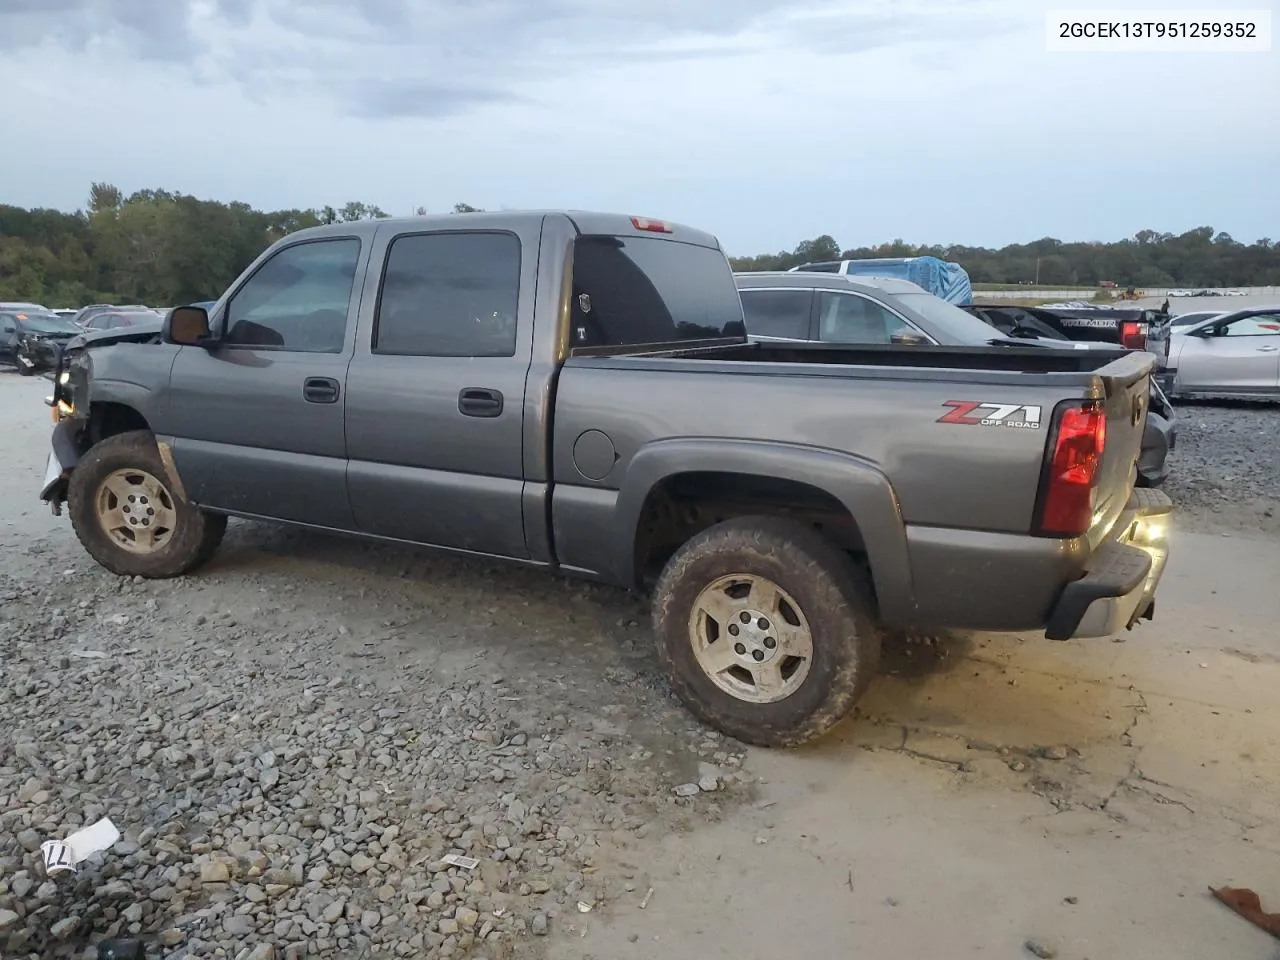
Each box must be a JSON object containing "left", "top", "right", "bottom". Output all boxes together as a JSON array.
[
  {"left": 68, "top": 430, "right": 227, "bottom": 578},
  {"left": 651, "top": 516, "right": 882, "bottom": 748}
]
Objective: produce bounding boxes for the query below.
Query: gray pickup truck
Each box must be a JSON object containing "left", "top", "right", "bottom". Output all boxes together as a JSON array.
[{"left": 38, "top": 211, "right": 1172, "bottom": 747}]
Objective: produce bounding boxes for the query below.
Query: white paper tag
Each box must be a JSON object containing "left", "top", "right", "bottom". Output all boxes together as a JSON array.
[
  {"left": 39, "top": 817, "right": 122, "bottom": 876},
  {"left": 442, "top": 854, "right": 479, "bottom": 870}
]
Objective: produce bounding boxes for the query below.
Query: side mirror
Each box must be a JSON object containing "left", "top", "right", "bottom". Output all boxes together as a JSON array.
[
  {"left": 163, "top": 306, "right": 214, "bottom": 347},
  {"left": 890, "top": 331, "right": 929, "bottom": 346}
]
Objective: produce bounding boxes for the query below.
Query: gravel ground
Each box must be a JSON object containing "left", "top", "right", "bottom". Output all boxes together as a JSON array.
[
  {"left": 1, "top": 376, "right": 1277, "bottom": 960},
  {"left": 1162, "top": 399, "right": 1280, "bottom": 540},
  {"left": 0, "top": 518, "right": 750, "bottom": 960}
]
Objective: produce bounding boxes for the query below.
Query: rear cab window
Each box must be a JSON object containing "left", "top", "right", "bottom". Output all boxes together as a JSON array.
[{"left": 569, "top": 235, "right": 744, "bottom": 349}]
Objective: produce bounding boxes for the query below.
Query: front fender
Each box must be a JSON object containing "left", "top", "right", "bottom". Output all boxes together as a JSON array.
[
  {"left": 89, "top": 378, "right": 157, "bottom": 413},
  {"left": 613, "top": 437, "right": 914, "bottom": 622},
  {"left": 81, "top": 339, "right": 179, "bottom": 428}
]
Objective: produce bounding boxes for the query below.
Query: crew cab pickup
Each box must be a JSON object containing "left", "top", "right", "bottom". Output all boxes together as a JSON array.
[{"left": 38, "top": 211, "right": 1172, "bottom": 747}]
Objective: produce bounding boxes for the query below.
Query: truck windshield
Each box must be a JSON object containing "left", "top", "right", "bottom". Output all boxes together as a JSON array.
[{"left": 570, "top": 235, "right": 746, "bottom": 348}]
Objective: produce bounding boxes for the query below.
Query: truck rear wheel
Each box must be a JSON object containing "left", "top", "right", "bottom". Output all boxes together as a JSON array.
[
  {"left": 651, "top": 515, "right": 882, "bottom": 748},
  {"left": 68, "top": 430, "right": 227, "bottom": 578}
]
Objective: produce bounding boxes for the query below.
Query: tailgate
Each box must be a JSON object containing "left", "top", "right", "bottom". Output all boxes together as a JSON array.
[{"left": 1086, "top": 350, "right": 1154, "bottom": 544}]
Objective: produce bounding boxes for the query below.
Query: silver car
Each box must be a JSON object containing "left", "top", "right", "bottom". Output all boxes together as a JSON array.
[
  {"left": 1170, "top": 310, "right": 1225, "bottom": 328},
  {"left": 1168, "top": 307, "right": 1280, "bottom": 398}
]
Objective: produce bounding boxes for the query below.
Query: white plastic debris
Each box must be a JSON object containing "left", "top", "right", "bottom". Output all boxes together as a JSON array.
[
  {"left": 442, "top": 854, "right": 479, "bottom": 870},
  {"left": 40, "top": 817, "right": 121, "bottom": 876}
]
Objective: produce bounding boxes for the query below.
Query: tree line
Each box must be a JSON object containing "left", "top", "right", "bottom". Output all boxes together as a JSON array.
[
  {"left": 0, "top": 184, "right": 482, "bottom": 307},
  {"left": 2, "top": 184, "right": 1277, "bottom": 306},
  {"left": 730, "top": 229, "right": 1280, "bottom": 287}
]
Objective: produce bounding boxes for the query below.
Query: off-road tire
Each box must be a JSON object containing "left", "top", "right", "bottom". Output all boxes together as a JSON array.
[
  {"left": 652, "top": 515, "right": 883, "bottom": 748},
  {"left": 68, "top": 430, "right": 227, "bottom": 578}
]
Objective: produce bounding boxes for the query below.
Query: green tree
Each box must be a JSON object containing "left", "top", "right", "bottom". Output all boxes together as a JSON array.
[{"left": 2, "top": 185, "right": 1278, "bottom": 306}]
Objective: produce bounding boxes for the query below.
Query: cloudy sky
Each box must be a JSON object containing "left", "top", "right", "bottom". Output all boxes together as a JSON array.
[{"left": 1, "top": 0, "right": 1276, "bottom": 255}]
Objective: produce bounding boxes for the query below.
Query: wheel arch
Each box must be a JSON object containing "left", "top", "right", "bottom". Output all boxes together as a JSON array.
[{"left": 615, "top": 438, "right": 914, "bottom": 622}]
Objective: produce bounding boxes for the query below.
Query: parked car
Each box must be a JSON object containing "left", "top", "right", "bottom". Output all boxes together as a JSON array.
[
  {"left": 72, "top": 304, "right": 151, "bottom": 328},
  {"left": 737, "top": 273, "right": 1176, "bottom": 486},
  {"left": 1170, "top": 310, "right": 1226, "bottom": 328},
  {"left": 39, "top": 210, "right": 1171, "bottom": 747},
  {"left": 737, "top": 272, "right": 1002, "bottom": 345},
  {"left": 1168, "top": 307, "right": 1280, "bottom": 399},
  {"left": 787, "top": 256, "right": 973, "bottom": 304},
  {"left": 0, "top": 309, "right": 83, "bottom": 375},
  {"left": 80, "top": 309, "right": 164, "bottom": 332}
]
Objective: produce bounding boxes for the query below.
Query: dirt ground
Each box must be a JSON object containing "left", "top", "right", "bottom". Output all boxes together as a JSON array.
[{"left": 2, "top": 372, "right": 1279, "bottom": 960}]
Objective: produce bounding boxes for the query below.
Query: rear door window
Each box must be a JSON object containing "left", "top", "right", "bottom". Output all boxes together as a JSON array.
[
  {"left": 374, "top": 231, "right": 521, "bottom": 357},
  {"left": 739, "top": 289, "right": 813, "bottom": 339},
  {"left": 570, "top": 235, "right": 744, "bottom": 348}
]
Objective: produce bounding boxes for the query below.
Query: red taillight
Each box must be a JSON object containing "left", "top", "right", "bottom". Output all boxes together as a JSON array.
[
  {"left": 1120, "top": 321, "right": 1146, "bottom": 350},
  {"left": 630, "top": 216, "right": 673, "bottom": 233},
  {"left": 1036, "top": 403, "right": 1107, "bottom": 537}
]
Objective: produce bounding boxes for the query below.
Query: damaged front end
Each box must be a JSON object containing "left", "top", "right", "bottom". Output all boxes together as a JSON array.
[{"left": 40, "top": 322, "right": 164, "bottom": 514}]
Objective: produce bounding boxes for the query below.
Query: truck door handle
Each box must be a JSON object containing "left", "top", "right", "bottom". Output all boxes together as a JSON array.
[
  {"left": 458, "top": 387, "right": 504, "bottom": 418},
  {"left": 303, "top": 376, "right": 341, "bottom": 403}
]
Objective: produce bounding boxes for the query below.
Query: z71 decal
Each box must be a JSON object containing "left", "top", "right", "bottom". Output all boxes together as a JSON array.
[{"left": 938, "top": 400, "right": 1043, "bottom": 429}]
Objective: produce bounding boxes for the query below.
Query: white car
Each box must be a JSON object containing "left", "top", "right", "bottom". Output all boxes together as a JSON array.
[
  {"left": 1169, "top": 307, "right": 1280, "bottom": 399},
  {"left": 1170, "top": 310, "right": 1226, "bottom": 328}
]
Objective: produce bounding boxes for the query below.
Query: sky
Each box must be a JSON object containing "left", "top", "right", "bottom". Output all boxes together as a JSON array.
[{"left": 0, "top": 0, "right": 1277, "bottom": 256}]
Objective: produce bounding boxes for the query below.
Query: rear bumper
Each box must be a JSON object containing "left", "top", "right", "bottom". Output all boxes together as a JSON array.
[
  {"left": 1045, "top": 488, "right": 1172, "bottom": 640},
  {"left": 900, "top": 488, "right": 1172, "bottom": 637}
]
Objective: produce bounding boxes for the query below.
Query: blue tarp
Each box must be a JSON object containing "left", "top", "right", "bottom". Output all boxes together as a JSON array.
[{"left": 796, "top": 257, "right": 974, "bottom": 305}]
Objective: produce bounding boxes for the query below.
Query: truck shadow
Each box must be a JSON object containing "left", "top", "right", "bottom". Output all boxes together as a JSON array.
[
  {"left": 878, "top": 628, "right": 976, "bottom": 681},
  {"left": 206, "top": 519, "right": 1092, "bottom": 753}
]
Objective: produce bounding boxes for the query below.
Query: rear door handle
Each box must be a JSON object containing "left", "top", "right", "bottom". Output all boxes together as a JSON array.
[
  {"left": 303, "top": 376, "right": 341, "bottom": 403},
  {"left": 458, "top": 387, "right": 504, "bottom": 418},
  {"left": 1257, "top": 345, "right": 1278, "bottom": 352}
]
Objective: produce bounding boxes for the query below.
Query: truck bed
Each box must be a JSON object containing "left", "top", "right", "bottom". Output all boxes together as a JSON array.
[{"left": 553, "top": 339, "right": 1153, "bottom": 601}]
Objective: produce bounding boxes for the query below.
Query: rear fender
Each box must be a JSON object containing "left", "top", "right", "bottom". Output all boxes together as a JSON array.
[{"left": 613, "top": 438, "right": 914, "bottom": 621}]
